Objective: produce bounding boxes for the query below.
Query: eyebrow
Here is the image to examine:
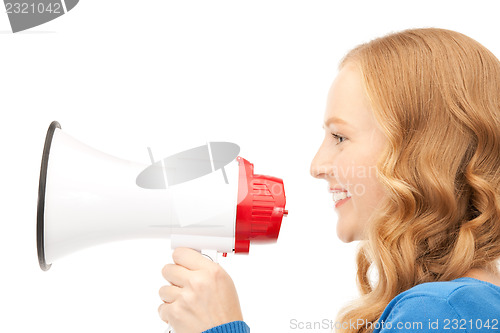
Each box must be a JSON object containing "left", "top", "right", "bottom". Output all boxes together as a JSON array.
[{"left": 323, "top": 116, "right": 351, "bottom": 128}]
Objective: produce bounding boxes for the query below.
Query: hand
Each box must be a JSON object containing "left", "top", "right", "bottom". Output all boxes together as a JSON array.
[{"left": 158, "top": 248, "right": 244, "bottom": 333}]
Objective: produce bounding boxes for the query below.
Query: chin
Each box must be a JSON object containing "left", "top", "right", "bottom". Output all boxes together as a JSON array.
[
  {"left": 336, "top": 224, "right": 363, "bottom": 243},
  {"left": 336, "top": 227, "right": 355, "bottom": 243},
  {"left": 339, "top": 236, "right": 356, "bottom": 243}
]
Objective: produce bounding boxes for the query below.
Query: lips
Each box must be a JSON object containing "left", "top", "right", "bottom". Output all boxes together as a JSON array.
[
  {"left": 334, "top": 197, "right": 351, "bottom": 208},
  {"left": 328, "top": 185, "right": 348, "bottom": 193}
]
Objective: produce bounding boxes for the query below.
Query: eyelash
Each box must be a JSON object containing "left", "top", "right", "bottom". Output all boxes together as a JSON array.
[{"left": 331, "top": 133, "right": 346, "bottom": 145}]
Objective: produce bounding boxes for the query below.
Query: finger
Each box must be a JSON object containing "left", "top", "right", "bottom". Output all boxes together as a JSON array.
[
  {"left": 158, "top": 302, "right": 171, "bottom": 324},
  {"left": 172, "top": 247, "right": 213, "bottom": 270},
  {"left": 161, "top": 263, "right": 191, "bottom": 287},
  {"left": 159, "top": 284, "right": 181, "bottom": 303}
]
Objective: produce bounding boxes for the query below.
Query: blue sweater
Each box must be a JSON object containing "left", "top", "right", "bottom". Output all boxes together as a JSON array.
[
  {"left": 202, "top": 320, "right": 250, "bottom": 333},
  {"left": 203, "top": 277, "right": 500, "bottom": 333},
  {"left": 371, "top": 277, "right": 500, "bottom": 332}
]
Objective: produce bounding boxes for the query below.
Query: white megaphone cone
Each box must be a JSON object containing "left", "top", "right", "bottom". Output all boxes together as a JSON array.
[{"left": 37, "top": 121, "right": 288, "bottom": 271}]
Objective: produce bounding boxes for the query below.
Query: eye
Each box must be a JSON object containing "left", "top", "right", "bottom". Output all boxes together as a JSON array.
[{"left": 331, "top": 133, "right": 346, "bottom": 145}]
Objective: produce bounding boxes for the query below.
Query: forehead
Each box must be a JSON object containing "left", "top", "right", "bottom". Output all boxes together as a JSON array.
[{"left": 324, "top": 63, "right": 375, "bottom": 131}]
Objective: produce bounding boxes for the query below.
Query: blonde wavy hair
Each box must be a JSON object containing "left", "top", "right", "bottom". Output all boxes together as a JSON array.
[{"left": 334, "top": 28, "right": 500, "bottom": 333}]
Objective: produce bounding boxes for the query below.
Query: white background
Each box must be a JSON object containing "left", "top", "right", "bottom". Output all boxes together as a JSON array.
[{"left": 1, "top": 1, "right": 499, "bottom": 332}]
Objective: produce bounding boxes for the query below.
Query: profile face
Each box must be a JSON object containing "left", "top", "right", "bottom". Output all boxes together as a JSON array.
[{"left": 310, "top": 62, "right": 388, "bottom": 243}]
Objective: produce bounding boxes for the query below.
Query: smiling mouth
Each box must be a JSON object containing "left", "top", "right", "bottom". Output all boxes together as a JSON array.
[
  {"left": 327, "top": 185, "right": 352, "bottom": 206},
  {"left": 332, "top": 191, "right": 351, "bottom": 202}
]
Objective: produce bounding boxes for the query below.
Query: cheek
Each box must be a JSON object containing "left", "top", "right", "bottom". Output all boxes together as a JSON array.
[
  {"left": 351, "top": 164, "right": 385, "bottom": 213},
  {"left": 332, "top": 149, "right": 383, "bottom": 200},
  {"left": 356, "top": 177, "right": 384, "bottom": 210},
  {"left": 331, "top": 158, "right": 354, "bottom": 188},
  {"left": 343, "top": 157, "right": 380, "bottom": 200}
]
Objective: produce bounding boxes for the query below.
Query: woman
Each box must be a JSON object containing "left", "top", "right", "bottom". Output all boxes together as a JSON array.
[{"left": 158, "top": 27, "right": 500, "bottom": 333}]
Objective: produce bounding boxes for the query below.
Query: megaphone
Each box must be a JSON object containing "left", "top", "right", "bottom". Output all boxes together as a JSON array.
[{"left": 37, "top": 121, "right": 288, "bottom": 271}]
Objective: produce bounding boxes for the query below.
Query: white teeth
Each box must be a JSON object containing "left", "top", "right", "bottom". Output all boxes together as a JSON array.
[{"left": 332, "top": 191, "right": 351, "bottom": 202}]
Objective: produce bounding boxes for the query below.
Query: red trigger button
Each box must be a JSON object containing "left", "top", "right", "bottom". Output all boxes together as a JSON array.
[{"left": 222, "top": 253, "right": 227, "bottom": 257}]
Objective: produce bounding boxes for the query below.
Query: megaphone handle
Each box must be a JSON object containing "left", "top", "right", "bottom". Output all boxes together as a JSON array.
[{"left": 200, "top": 249, "right": 219, "bottom": 263}]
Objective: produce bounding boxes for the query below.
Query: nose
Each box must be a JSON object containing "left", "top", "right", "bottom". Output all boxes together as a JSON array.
[{"left": 310, "top": 146, "right": 333, "bottom": 180}]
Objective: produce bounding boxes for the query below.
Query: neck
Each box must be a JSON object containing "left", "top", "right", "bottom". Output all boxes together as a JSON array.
[{"left": 462, "top": 266, "right": 500, "bottom": 287}]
